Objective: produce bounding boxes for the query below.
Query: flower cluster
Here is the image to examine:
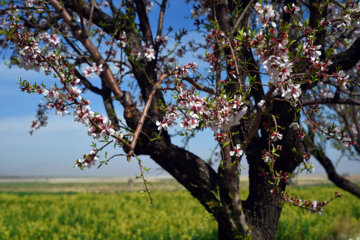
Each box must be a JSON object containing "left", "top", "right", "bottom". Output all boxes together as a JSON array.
[
  {"left": 270, "top": 131, "right": 283, "bottom": 142},
  {"left": 336, "top": 70, "right": 349, "bottom": 88},
  {"left": 87, "top": 114, "right": 116, "bottom": 139},
  {"left": 252, "top": 3, "right": 303, "bottom": 103},
  {"left": 262, "top": 150, "right": 271, "bottom": 163},
  {"left": 18, "top": 41, "right": 43, "bottom": 71},
  {"left": 254, "top": 3, "right": 279, "bottom": 27},
  {"left": 205, "top": 29, "right": 225, "bottom": 47},
  {"left": 174, "top": 62, "right": 199, "bottom": 78},
  {"left": 4, "top": 23, "right": 64, "bottom": 75},
  {"left": 25, "top": 0, "right": 35, "bottom": 8},
  {"left": 75, "top": 149, "right": 98, "bottom": 169},
  {"left": 301, "top": 156, "right": 315, "bottom": 174},
  {"left": 145, "top": 1, "right": 153, "bottom": 13},
  {"left": 305, "top": 116, "right": 355, "bottom": 148},
  {"left": 84, "top": 64, "right": 104, "bottom": 78},
  {"left": 278, "top": 191, "right": 343, "bottom": 215},
  {"left": 190, "top": 1, "right": 210, "bottom": 18},
  {"left": 117, "top": 31, "right": 128, "bottom": 48},
  {"left": 38, "top": 32, "right": 61, "bottom": 47},
  {"left": 301, "top": 39, "right": 322, "bottom": 65},
  {"left": 73, "top": 99, "right": 122, "bottom": 141},
  {"left": 215, "top": 132, "right": 226, "bottom": 143},
  {"left": 283, "top": 3, "right": 300, "bottom": 14},
  {"left": 156, "top": 85, "right": 248, "bottom": 132},
  {"left": 155, "top": 35, "right": 168, "bottom": 46},
  {"left": 3, "top": 21, "right": 128, "bottom": 169}
]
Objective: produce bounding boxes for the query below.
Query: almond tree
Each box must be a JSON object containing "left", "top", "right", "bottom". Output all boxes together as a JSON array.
[{"left": 1, "top": 0, "right": 360, "bottom": 239}]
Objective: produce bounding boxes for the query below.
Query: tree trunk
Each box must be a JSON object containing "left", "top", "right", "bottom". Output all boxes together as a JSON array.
[
  {"left": 243, "top": 156, "right": 284, "bottom": 240},
  {"left": 217, "top": 216, "right": 239, "bottom": 240},
  {"left": 239, "top": 106, "right": 304, "bottom": 240},
  {"left": 215, "top": 163, "right": 284, "bottom": 240},
  {"left": 244, "top": 181, "right": 283, "bottom": 240}
]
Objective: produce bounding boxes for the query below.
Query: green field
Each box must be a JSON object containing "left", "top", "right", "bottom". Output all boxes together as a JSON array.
[{"left": 0, "top": 179, "right": 359, "bottom": 240}]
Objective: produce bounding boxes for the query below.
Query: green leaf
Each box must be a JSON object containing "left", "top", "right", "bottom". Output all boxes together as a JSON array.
[{"left": 222, "top": 141, "right": 230, "bottom": 148}]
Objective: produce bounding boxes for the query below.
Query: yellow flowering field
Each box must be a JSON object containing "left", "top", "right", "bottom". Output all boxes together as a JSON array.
[{"left": 0, "top": 183, "right": 359, "bottom": 239}]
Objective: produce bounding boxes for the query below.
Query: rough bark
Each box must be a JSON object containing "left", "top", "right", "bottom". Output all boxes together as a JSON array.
[
  {"left": 244, "top": 139, "right": 284, "bottom": 240},
  {"left": 328, "top": 37, "right": 360, "bottom": 73}
]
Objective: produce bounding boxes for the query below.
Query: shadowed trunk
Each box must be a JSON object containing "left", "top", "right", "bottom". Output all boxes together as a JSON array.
[{"left": 243, "top": 138, "right": 284, "bottom": 240}]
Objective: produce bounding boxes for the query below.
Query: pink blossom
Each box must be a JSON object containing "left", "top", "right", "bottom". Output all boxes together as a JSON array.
[
  {"left": 49, "top": 34, "right": 60, "bottom": 46},
  {"left": 156, "top": 35, "right": 168, "bottom": 45},
  {"left": 257, "top": 100, "right": 265, "bottom": 108},
  {"left": 144, "top": 47, "right": 155, "bottom": 61},
  {"left": 145, "top": 1, "right": 153, "bottom": 13},
  {"left": 230, "top": 144, "right": 243, "bottom": 158},
  {"left": 25, "top": 0, "right": 35, "bottom": 7},
  {"left": 271, "top": 131, "right": 283, "bottom": 142}
]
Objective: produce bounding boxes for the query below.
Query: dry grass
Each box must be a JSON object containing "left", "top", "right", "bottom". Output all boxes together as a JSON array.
[{"left": 1, "top": 174, "right": 358, "bottom": 193}]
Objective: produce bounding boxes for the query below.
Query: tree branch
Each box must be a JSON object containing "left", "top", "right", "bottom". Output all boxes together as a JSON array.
[
  {"left": 230, "top": 0, "right": 254, "bottom": 36},
  {"left": 328, "top": 37, "right": 360, "bottom": 73},
  {"left": 61, "top": 0, "right": 122, "bottom": 38},
  {"left": 156, "top": 0, "right": 167, "bottom": 38},
  {"left": 49, "top": 0, "right": 130, "bottom": 106},
  {"left": 302, "top": 97, "right": 360, "bottom": 106},
  {"left": 74, "top": 68, "right": 102, "bottom": 95},
  {"left": 134, "top": 0, "right": 154, "bottom": 45},
  {"left": 304, "top": 135, "right": 360, "bottom": 198},
  {"left": 182, "top": 76, "right": 217, "bottom": 95},
  {"left": 127, "top": 73, "right": 168, "bottom": 160}
]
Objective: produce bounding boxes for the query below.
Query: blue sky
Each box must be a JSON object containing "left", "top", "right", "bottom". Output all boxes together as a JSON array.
[{"left": 0, "top": 1, "right": 359, "bottom": 177}]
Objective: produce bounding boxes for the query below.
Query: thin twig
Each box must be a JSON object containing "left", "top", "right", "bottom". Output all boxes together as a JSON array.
[
  {"left": 134, "top": 154, "right": 153, "bottom": 204},
  {"left": 230, "top": 0, "right": 255, "bottom": 36},
  {"left": 127, "top": 73, "right": 169, "bottom": 160},
  {"left": 76, "top": 0, "right": 87, "bottom": 35},
  {"left": 49, "top": 0, "right": 128, "bottom": 104},
  {"left": 226, "top": 37, "right": 243, "bottom": 91},
  {"left": 230, "top": 87, "right": 275, "bottom": 172},
  {"left": 182, "top": 76, "right": 217, "bottom": 95},
  {"left": 302, "top": 98, "right": 360, "bottom": 106},
  {"left": 86, "top": 0, "right": 96, "bottom": 36}
]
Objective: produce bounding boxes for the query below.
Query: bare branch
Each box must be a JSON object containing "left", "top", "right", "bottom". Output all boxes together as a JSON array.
[
  {"left": 49, "top": 0, "right": 130, "bottom": 105},
  {"left": 230, "top": 0, "right": 255, "bottom": 36},
  {"left": 76, "top": 0, "right": 87, "bottom": 35},
  {"left": 86, "top": 0, "right": 96, "bottom": 36},
  {"left": 134, "top": 0, "right": 154, "bottom": 45},
  {"left": 302, "top": 97, "right": 360, "bottom": 106},
  {"left": 182, "top": 76, "right": 217, "bottom": 95},
  {"left": 74, "top": 68, "right": 102, "bottom": 95},
  {"left": 127, "top": 73, "right": 169, "bottom": 160},
  {"left": 156, "top": 0, "right": 167, "bottom": 38},
  {"left": 305, "top": 135, "right": 360, "bottom": 198}
]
